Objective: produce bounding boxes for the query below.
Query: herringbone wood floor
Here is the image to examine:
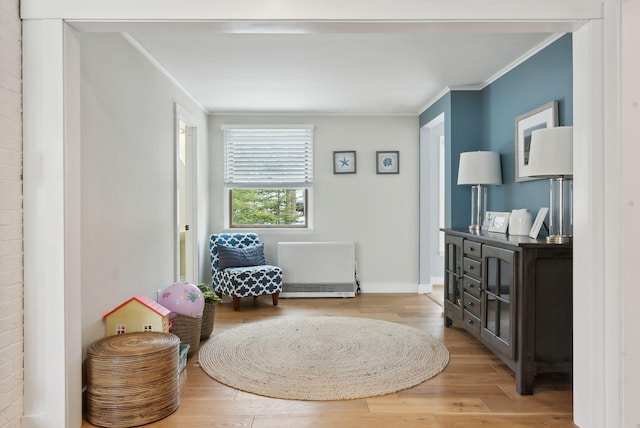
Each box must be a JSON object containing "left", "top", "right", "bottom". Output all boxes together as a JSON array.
[{"left": 83, "top": 292, "right": 575, "bottom": 427}]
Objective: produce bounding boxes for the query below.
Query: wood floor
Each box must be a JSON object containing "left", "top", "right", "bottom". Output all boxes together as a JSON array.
[{"left": 82, "top": 292, "right": 575, "bottom": 428}]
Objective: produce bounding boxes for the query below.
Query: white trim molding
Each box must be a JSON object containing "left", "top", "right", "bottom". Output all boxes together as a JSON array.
[
  {"left": 620, "top": 0, "right": 640, "bottom": 426},
  {"left": 19, "top": 3, "right": 614, "bottom": 426},
  {"left": 21, "top": 0, "right": 602, "bottom": 21},
  {"left": 572, "top": 17, "right": 620, "bottom": 428},
  {"left": 22, "top": 19, "right": 83, "bottom": 428},
  {"left": 125, "top": 34, "right": 207, "bottom": 113},
  {"left": 361, "top": 282, "right": 421, "bottom": 294}
]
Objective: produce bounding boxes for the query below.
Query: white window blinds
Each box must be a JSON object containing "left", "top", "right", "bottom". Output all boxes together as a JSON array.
[{"left": 223, "top": 125, "right": 314, "bottom": 189}]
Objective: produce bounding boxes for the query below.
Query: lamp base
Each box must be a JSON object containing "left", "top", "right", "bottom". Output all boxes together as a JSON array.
[
  {"left": 546, "top": 234, "right": 572, "bottom": 244},
  {"left": 468, "top": 224, "right": 481, "bottom": 232}
]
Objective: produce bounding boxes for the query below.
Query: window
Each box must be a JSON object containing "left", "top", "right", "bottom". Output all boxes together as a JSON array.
[
  {"left": 116, "top": 324, "right": 126, "bottom": 335},
  {"left": 143, "top": 324, "right": 153, "bottom": 332},
  {"left": 223, "top": 125, "right": 314, "bottom": 228}
]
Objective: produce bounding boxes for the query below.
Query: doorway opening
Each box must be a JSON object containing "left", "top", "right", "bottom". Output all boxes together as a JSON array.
[
  {"left": 176, "top": 106, "right": 198, "bottom": 283},
  {"left": 419, "top": 113, "right": 446, "bottom": 292}
]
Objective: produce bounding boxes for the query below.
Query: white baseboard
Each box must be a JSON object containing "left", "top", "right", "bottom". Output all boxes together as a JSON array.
[
  {"left": 21, "top": 415, "right": 45, "bottom": 428},
  {"left": 358, "top": 282, "right": 419, "bottom": 293},
  {"left": 280, "top": 291, "right": 356, "bottom": 298},
  {"left": 417, "top": 278, "right": 443, "bottom": 294},
  {"left": 418, "top": 283, "right": 433, "bottom": 294}
]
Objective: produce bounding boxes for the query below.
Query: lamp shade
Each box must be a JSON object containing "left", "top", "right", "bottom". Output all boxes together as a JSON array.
[
  {"left": 527, "top": 126, "right": 573, "bottom": 177},
  {"left": 457, "top": 151, "right": 502, "bottom": 185}
]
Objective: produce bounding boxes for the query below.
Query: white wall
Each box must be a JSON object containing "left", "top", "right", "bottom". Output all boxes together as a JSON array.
[
  {"left": 78, "top": 33, "right": 209, "bottom": 352},
  {"left": 0, "top": 1, "right": 23, "bottom": 426},
  {"left": 208, "top": 115, "right": 420, "bottom": 292}
]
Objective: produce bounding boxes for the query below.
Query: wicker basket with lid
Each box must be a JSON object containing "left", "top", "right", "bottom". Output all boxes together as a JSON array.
[{"left": 86, "top": 332, "right": 180, "bottom": 428}]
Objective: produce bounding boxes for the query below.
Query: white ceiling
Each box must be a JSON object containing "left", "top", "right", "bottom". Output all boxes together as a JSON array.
[{"left": 127, "top": 25, "right": 557, "bottom": 115}]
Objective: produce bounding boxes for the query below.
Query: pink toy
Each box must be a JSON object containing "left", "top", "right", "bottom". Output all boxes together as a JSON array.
[{"left": 159, "top": 282, "right": 205, "bottom": 317}]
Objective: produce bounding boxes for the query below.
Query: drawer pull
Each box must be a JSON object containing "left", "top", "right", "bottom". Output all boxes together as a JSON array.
[
  {"left": 467, "top": 283, "right": 475, "bottom": 288},
  {"left": 468, "top": 247, "right": 475, "bottom": 251},
  {"left": 467, "top": 319, "right": 474, "bottom": 324},
  {"left": 467, "top": 301, "right": 474, "bottom": 307},
  {"left": 467, "top": 265, "right": 474, "bottom": 270}
]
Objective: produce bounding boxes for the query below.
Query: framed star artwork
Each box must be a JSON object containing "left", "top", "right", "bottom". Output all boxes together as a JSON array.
[{"left": 333, "top": 151, "right": 356, "bottom": 174}]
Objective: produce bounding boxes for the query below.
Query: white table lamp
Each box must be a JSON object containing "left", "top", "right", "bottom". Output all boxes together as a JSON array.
[
  {"left": 527, "top": 126, "right": 573, "bottom": 243},
  {"left": 457, "top": 151, "right": 502, "bottom": 231}
]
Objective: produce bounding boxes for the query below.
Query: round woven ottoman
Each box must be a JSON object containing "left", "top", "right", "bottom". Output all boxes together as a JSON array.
[{"left": 86, "top": 332, "right": 181, "bottom": 428}]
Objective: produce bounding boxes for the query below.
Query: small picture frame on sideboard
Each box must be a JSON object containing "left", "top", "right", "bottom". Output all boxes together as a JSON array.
[
  {"left": 488, "top": 211, "right": 510, "bottom": 234},
  {"left": 482, "top": 211, "right": 496, "bottom": 230},
  {"left": 529, "top": 207, "right": 549, "bottom": 238}
]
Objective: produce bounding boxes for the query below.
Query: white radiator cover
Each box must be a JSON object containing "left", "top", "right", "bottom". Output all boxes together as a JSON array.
[{"left": 277, "top": 242, "right": 356, "bottom": 298}]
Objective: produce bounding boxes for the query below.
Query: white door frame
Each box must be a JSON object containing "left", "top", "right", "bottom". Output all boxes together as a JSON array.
[
  {"left": 419, "top": 112, "right": 445, "bottom": 293},
  {"left": 21, "top": 4, "right": 631, "bottom": 427},
  {"left": 175, "top": 104, "right": 199, "bottom": 284},
  {"left": 22, "top": 21, "right": 83, "bottom": 427},
  {"left": 620, "top": 0, "right": 640, "bottom": 422}
]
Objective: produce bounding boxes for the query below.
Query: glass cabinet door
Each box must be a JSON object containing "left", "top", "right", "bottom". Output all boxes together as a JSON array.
[
  {"left": 444, "top": 234, "right": 463, "bottom": 325},
  {"left": 481, "top": 245, "right": 517, "bottom": 359}
]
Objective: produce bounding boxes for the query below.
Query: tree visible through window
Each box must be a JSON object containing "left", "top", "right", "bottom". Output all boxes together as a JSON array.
[
  {"left": 223, "top": 125, "right": 313, "bottom": 228},
  {"left": 231, "top": 189, "right": 306, "bottom": 227}
]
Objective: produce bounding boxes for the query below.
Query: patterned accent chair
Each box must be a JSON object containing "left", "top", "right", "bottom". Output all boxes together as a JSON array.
[{"left": 209, "top": 233, "right": 283, "bottom": 311}]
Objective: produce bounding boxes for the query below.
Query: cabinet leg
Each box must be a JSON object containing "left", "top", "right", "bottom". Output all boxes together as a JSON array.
[
  {"left": 515, "top": 361, "right": 534, "bottom": 395},
  {"left": 445, "top": 316, "right": 452, "bottom": 327}
]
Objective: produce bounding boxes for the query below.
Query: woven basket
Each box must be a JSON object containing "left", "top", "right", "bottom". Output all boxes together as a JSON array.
[
  {"left": 86, "top": 332, "right": 180, "bottom": 428},
  {"left": 200, "top": 303, "right": 216, "bottom": 340},
  {"left": 169, "top": 313, "right": 202, "bottom": 358}
]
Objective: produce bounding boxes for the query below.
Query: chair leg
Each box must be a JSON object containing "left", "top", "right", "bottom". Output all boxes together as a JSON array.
[
  {"left": 232, "top": 297, "right": 241, "bottom": 311},
  {"left": 272, "top": 292, "right": 280, "bottom": 307}
]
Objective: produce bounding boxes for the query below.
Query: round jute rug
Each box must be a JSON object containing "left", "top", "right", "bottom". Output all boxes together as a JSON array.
[{"left": 198, "top": 316, "right": 449, "bottom": 400}]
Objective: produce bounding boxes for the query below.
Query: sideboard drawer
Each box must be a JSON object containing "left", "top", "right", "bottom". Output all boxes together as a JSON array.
[
  {"left": 463, "top": 276, "right": 481, "bottom": 299},
  {"left": 463, "top": 292, "right": 481, "bottom": 318},
  {"left": 464, "top": 240, "right": 482, "bottom": 258},
  {"left": 463, "top": 311, "right": 481, "bottom": 335},
  {"left": 463, "top": 257, "right": 482, "bottom": 279}
]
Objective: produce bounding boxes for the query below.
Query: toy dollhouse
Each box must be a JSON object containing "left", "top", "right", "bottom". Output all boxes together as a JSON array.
[{"left": 103, "top": 294, "right": 171, "bottom": 336}]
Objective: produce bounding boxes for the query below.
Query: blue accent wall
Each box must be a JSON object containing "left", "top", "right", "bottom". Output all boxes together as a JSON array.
[
  {"left": 419, "top": 93, "right": 454, "bottom": 226},
  {"left": 419, "top": 34, "right": 573, "bottom": 228},
  {"left": 450, "top": 91, "right": 483, "bottom": 228}
]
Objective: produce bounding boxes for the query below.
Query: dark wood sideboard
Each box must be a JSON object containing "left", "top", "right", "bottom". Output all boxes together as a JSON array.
[{"left": 442, "top": 228, "right": 573, "bottom": 394}]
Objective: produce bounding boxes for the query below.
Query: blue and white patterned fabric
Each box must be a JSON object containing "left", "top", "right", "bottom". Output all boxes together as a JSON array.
[{"left": 209, "top": 233, "right": 283, "bottom": 300}]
